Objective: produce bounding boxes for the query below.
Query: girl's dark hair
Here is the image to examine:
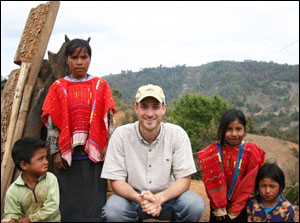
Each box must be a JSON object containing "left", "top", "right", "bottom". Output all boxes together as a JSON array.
[
  {"left": 11, "top": 137, "right": 47, "bottom": 170},
  {"left": 255, "top": 162, "right": 285, "bottom": 194},
  {"left": 65, "top": 38, "right": 91, "bottom": 58},
  {"left": 217, "top": 109, "right": 246, "bottom": 145}
]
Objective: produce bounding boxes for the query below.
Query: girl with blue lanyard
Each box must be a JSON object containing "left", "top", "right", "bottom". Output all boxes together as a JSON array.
[
  {"left": 198, "top": 109, "right": 266, "bottom": 222},
  {"left": 247, "top": 162, "right": 295, "bottom": 222}
]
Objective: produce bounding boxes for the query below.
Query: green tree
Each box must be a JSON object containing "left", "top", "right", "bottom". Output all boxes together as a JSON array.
[
  {"left": 112, "top": 89, "right": 122, "bottom": 99},
  {"left": 246, "top": 116, "right": 257, "bottom": 133},
  {"left": 168, "top": 93, "right": 232, "bottom": 146},
  {"left": 167, "top": 93, "right": 232, "bottom": 179}
]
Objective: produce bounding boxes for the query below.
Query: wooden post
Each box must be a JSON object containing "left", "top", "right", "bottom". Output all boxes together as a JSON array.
[
  {"left": 1, "top": 1, "right": 60, "bottom": 216},
  {"left": 1, "top": 63, "right": 30, "bottom": 174},
  {"left": 1, "top": 70, "right": 20, "bottom": 162}
]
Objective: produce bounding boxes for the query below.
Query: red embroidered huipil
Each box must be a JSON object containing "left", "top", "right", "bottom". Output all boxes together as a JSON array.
[
  {"left": 198, "top": 141, "right": 265, "bottom": 219},
  {"left": 42, "top": 76, "right": 116, "bottom": 166}
]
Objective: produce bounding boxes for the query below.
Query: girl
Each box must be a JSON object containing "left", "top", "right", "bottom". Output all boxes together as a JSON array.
[
  {"left": 247, "top": 162, "right": 295, "bottom": 222},
  {"left": 198, "top": 109, "right": 265, "bottom": 222},
  {"left": 41, "top": 38, "right": 116, "bottom": 221}
]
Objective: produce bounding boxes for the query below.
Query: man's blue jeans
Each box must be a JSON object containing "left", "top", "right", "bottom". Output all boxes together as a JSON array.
[{"left": 102, "top": 189, "right": 205, "bottom": 222}]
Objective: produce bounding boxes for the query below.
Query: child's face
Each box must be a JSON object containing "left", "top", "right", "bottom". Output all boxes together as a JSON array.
[
  {"left": 224, "top": 119, "right": 245, "bottom": 147},
  {"left": 259, "top": 177, "right": 281, "bottom": 204},
  {"left": 25, "top": 148, "right": 49, "bottom": 176},
  {"left": 67, "top": 47, "right": 91, "bottom": 79}
]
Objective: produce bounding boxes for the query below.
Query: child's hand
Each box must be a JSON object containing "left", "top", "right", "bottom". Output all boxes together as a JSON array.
[
  {"left": 17, "top": 217, "right": 30, "bottom": 223},
  {"left": 53, "top": 152, "right": 67, "bottom": 170}
]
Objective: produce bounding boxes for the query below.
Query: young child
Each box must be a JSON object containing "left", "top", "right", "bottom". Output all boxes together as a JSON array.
[
  {"left": 2, "top": 137, "right": 61, "bottom": 222},
  {"left": 198, "top": 109, "right": 266, "bottom": 222},
  {"left": 247, "top": 162, "right": 295, "bottom": 222}
]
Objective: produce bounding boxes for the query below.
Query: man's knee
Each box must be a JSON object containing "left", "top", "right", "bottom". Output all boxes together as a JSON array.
[
  {"left": 102, "top": 200, "right": 121, "bottom": 221},
  {"left": 176, "top": 190, "right": 206, "bottom": 221},
  {"left": 102, "top": 194, "right": 139, "bottom": 222},
  {"left": 189, "top": 195, "right": 206, "bottom": 219}
]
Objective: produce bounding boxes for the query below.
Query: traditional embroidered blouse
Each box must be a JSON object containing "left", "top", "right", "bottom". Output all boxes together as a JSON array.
[
  {"left": 42, "top": 75, "right": 116, "bottom": 166},
  {"left": 198, "top": 141, "right": 265, "bottom": 219}
]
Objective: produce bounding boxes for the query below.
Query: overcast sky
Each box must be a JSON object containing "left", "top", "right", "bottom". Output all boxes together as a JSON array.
[{"left": 1, "top": 1, "right": 299, "bottom": 78}]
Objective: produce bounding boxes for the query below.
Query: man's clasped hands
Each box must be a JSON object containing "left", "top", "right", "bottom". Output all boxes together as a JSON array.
[{"left": 139, "top": 190, "right": 163, "bottom": 217}]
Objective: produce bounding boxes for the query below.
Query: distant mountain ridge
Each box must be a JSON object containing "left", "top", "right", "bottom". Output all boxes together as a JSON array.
[{"left": 103, "top": 60, "right": 299, "bottom": 141}]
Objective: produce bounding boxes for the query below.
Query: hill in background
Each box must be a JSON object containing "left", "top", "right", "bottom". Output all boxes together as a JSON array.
[
  {"left": 245, "top": 133, "right": 299, "bottom": 189},
  {"left": 103, "top": 60, "right": 299, "bottom": 143}
]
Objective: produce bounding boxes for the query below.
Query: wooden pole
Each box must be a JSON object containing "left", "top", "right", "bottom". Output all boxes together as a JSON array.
[
  {"left": 1, "top": 62, "right": 30, "bottom": 199},
  {"left": 1, "top": 1, "right": 60, "bottom": 216}
]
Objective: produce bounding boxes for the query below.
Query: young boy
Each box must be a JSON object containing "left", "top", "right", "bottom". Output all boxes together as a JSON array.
[{"left": 2, "top": 137, "right": 61, "bottom": 222}]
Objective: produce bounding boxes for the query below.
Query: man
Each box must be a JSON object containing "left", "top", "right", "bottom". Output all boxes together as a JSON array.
[{"left": 101, "top": 84, "right": 205, "bottom": 222}]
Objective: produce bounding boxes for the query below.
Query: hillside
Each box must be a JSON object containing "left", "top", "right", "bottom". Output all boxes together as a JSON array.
[
  {"left": 103, "top": 60, "right": 299, "bottom": 143},
  {"left": 245, "top": 133, "right": 299, "bottom": 188}
]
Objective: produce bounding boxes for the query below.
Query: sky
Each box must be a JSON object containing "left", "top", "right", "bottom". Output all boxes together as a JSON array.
[{"left": 1, "top": 1, "right": 299, "bottom": 79}]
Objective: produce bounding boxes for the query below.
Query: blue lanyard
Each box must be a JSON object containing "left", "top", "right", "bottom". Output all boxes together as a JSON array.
[{"left": 217, "top": 142, "right": 247, "bottom": 200}]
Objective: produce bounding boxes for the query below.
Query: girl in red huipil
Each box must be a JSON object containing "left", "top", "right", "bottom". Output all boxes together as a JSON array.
[
  {"left": 198, "top": 109, "right": 265, "bottom": 222},
  {"left": 42, "top": 38, "right": 116, "bottom": 222}
]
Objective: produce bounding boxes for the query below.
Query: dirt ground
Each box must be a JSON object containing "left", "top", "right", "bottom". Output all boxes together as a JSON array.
[{"left": 189, "top": 180, "right": 210, "bottom": 222}]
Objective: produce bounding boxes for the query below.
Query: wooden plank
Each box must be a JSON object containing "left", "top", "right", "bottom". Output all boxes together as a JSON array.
[
  {"left": 1, "top": 69, "right": 20, "bottom": 162},
  {"left": 1, "top": 62, "right": 30, "bottom": 201},
  {"left": 1, "top": 1, "right": 60, "bottom": 216}
]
